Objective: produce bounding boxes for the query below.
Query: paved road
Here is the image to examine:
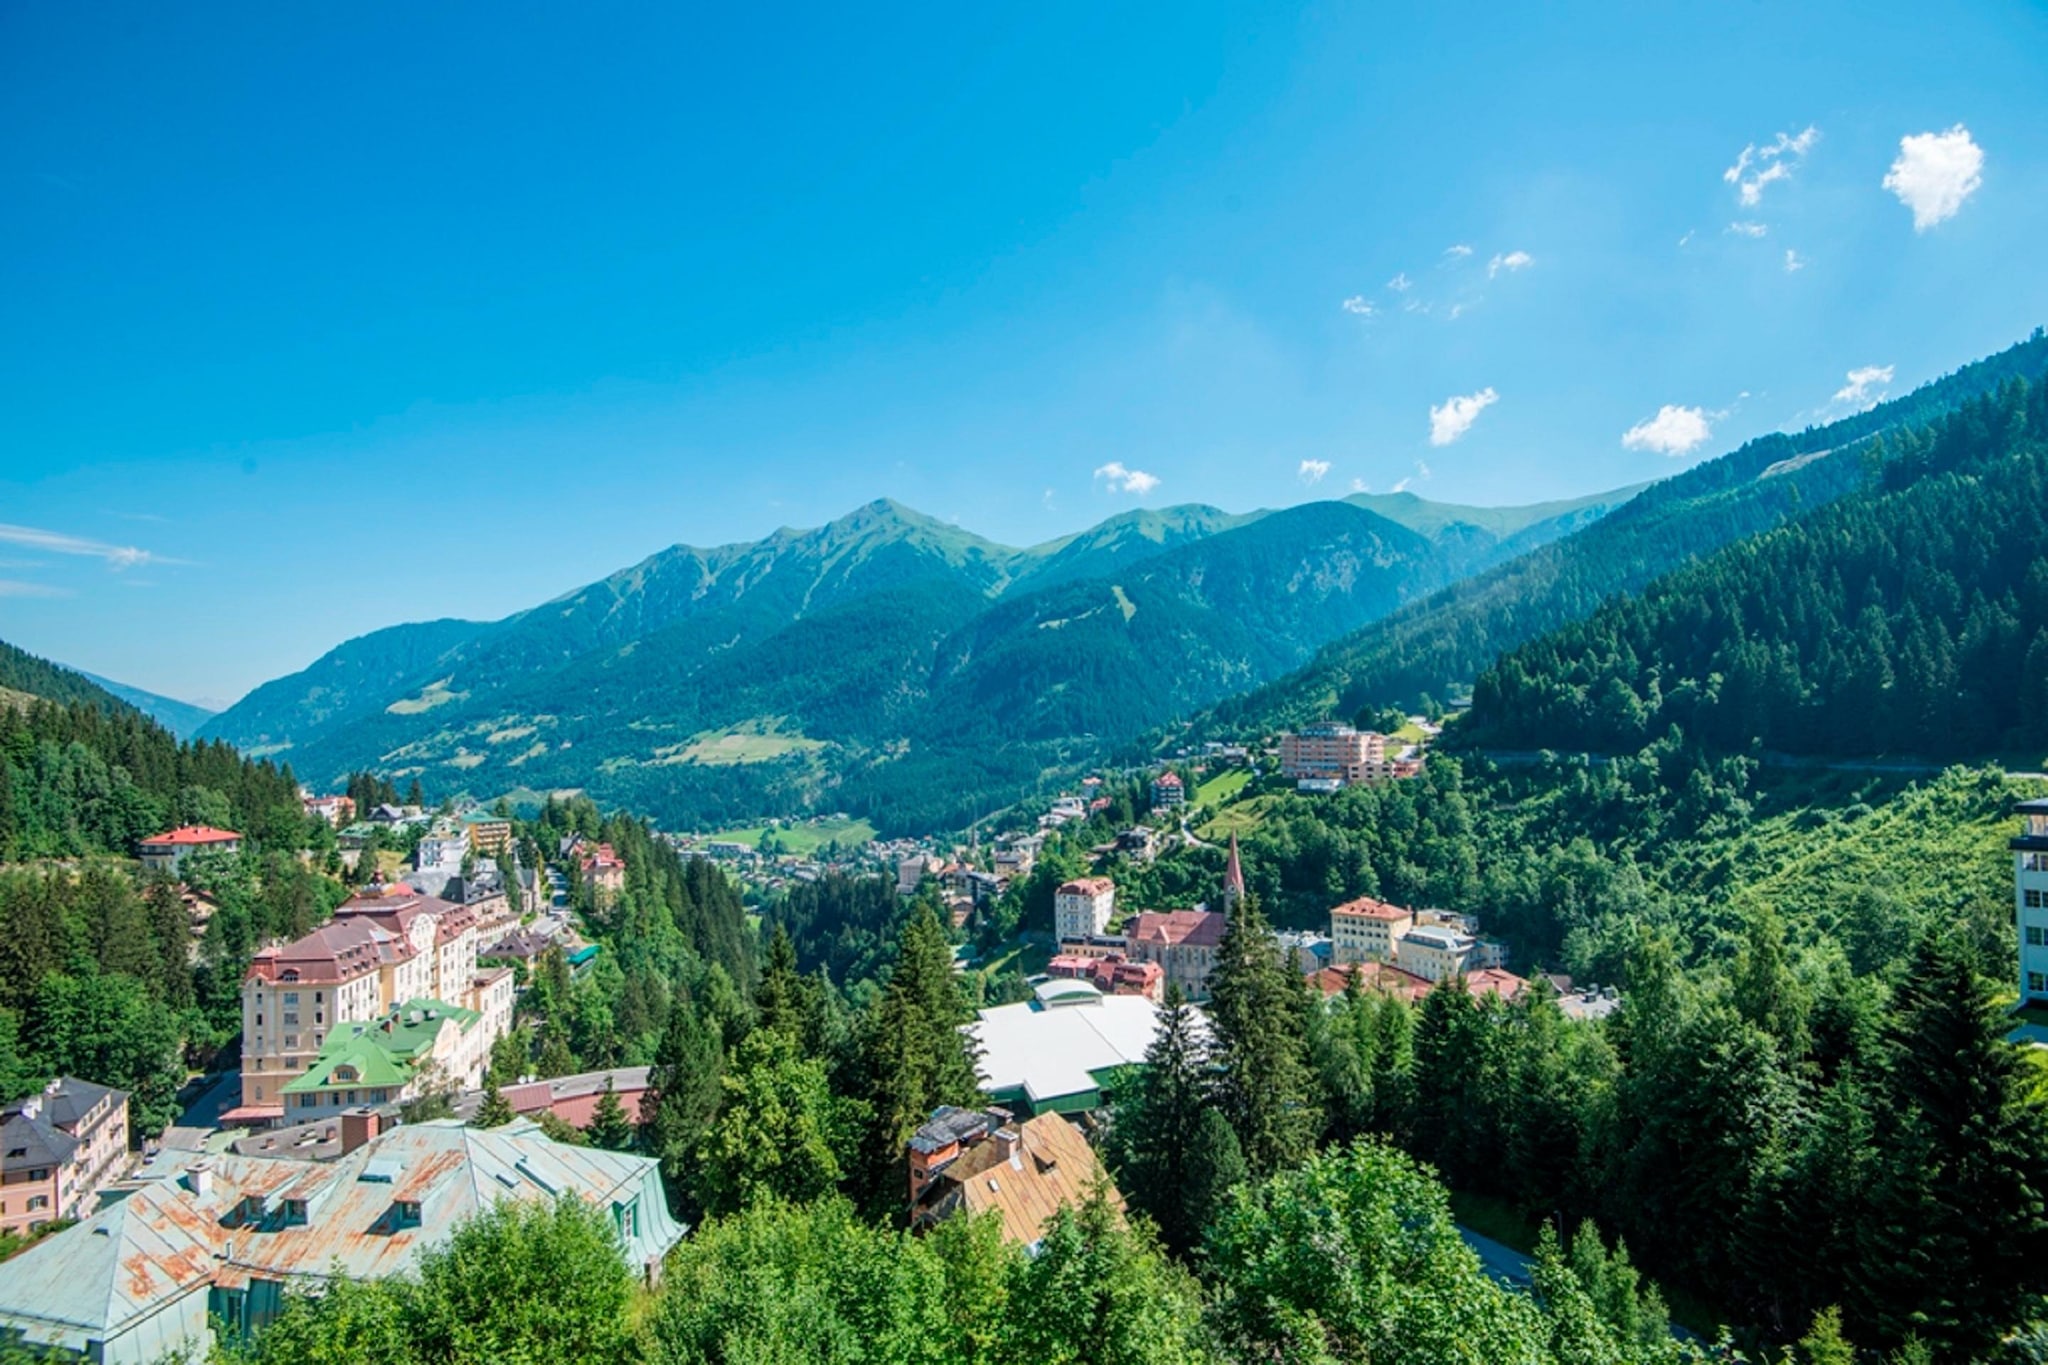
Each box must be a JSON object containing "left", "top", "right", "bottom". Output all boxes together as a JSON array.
[{"left": 1460, "top": 1227, "right": 1533, "bottom": 1288}]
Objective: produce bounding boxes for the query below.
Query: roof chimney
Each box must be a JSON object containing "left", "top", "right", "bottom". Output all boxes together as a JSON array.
[
  {"left": 186, "top": 1162, "right": 213, "bottom": 1197},
  {"left": 340, "top": 1107, "right": 381, "bottom": 1155},
  {"left": 996, "top": 1127, "right": 1022, "bottom": 1170}
]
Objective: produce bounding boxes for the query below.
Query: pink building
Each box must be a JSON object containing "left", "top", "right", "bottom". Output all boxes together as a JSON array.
[
  {"left": 501, "top": 1067, "right": 651, "bottom": 1128},
  {"left": 1126, "top": 909, "right": 1227, "bottom": 1000},
  {"left": 0, "top": 1077, "right": 129, "bottom": 1235}
]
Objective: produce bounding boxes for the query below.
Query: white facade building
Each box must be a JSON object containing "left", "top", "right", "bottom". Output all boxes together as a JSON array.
[
  {"left": 2015, "top": 798, "right": 2048, "bottom": 1003},
  {"left": 1054, "top": 878, "right": 1117, "bottom": 941}
]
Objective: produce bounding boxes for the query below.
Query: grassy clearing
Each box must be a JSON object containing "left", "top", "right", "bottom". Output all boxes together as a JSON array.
[
  {"left": 702, "top": 816, "right": 877, "bottom": 855},
  {"left": 1200, "top": 794, "right": 1273, "bottom": 840},
  {"left": 660, "top": 724, "right": 826, "bottom": 766},
  {"left": 1194, "top": 768, "right": 1252, "bottom": 807}
]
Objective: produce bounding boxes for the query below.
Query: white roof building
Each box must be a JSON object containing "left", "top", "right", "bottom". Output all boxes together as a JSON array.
[{"left": 970, "top": 983, "right": 1186, "bottom": 1116}]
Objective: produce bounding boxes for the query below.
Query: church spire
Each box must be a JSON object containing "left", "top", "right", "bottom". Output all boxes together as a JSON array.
[{"left": 1223, "top": 832, "right": 1245, "bottom": 914}]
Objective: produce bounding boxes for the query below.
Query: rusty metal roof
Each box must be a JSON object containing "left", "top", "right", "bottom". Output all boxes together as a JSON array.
[{"left": 0, "top": 1119, "right": 684, "bottom": 1350}]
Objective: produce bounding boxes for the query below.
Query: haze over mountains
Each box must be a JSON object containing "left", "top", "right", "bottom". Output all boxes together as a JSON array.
[{"left": 197, "top": 487, "right": 1635, "bottom": 831}]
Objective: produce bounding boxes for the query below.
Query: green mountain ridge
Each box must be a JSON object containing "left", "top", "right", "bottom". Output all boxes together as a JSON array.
[
  {"left": 77, "top": 672, "right": 218, "bottom": 739},
  {"left": 1199, "top": 328, "right": 2048, "bottom": 739},
  {"left": 202, "top": 488, "right": 1636, "bottom": 830}
]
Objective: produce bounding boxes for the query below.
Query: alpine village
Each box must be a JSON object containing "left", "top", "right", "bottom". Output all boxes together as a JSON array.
[{"left": 6, "top": 10, "right": 2048, "bottom": 1364}]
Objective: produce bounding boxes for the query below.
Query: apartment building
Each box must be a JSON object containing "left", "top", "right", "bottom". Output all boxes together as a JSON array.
[
  {"left": 0, "top": 1078, "right": 129, "bottom": 1236},
  {"left": 1053, "top": 877, "right": 1117, "bottom": 941},
  {"left": 1279, "top": 722, "right": 1389, "bottom": 789},
  {"left": 1329, "top": 896, "right": 1415, "bottom": 964},
  {"left": 234, "top": 885, "right": 505, "bottom": 1123}
]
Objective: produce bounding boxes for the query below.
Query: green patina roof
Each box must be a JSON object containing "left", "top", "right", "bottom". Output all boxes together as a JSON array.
[
  {"left": 461, "top": 810, "right": 510, "bottom": 824},
  {"left": 282, "top": 999, "right": 480, "bottom": 1095}
]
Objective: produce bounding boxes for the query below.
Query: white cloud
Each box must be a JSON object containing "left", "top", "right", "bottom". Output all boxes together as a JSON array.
[
  {"left": 1486, "top": 250, "right": 1533, "bottom": 278},
  {"left": 1340, "top": 295, "right": 1376, "bottom": 316},
  {"left": 1350, "top": 478, "right": 1369, "bottom": 493},
  {"left": 1387, "top": 272, "right": 1412, "bottom": 292},
  {"left": 1093, "top": 462, "right": 1159, "bottom": 495},
  {"left": 1724, "top": 125, "right": 1819, "bottom": 206},
  {"left": 1833, "top": 364, "right": 1895, "bottom": 408},
  {"left": 1042, "top": 487, "right": 1057, "bottom": 510},
  {"left": 0, "top": 579, "right": 68, "bottom": 598},
  {"left": 1727, "top": 221, "right": 1768, "bottom": 238},
  {"left": 1428, "top": 388, "right": 1498, "bottom": 447},
  {"left": 0, "top": 522, "right": 173, "bottom": 570},
  {"left": 1784, "top": 248, "right": 1806, "bottom": 272},
  {"left": 1390, "top": 477, "right": 1411, "bottom": 493},
  {"left": 1415, "top": 461, "right": 1432, "bottom": 481},
  {"left": 1883, "top": 125, "right": 1984, "bottom": 231},
  {"left": 1621, "top": 405, "right": 1713, "bottom": 457},
  {"left": 1678, "top": 229, "right": 1696, "bottom": 248},
  {"left": 1443, "top": 243, "right": 1474, "bottom": 259},
  {"left": 1298, "top": 459, "right": 1332, "bottom": 486}
]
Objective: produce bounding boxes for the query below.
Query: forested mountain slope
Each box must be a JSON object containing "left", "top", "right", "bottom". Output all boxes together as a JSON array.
[
  {"left": 0, "top": 638, "right": 139, "bottom": 714},
  {"left": 1463, "top": 370, "right": 2048, "bottom": 758},
  {"left": 1202, "top": 329, "right": 2048, "bottom": 736},
  {"left": 77, "top": 672, "right": 217, "bottom": 739},
  {"left": 203, "top": 488, "right": 1634, "bottom": 832}
]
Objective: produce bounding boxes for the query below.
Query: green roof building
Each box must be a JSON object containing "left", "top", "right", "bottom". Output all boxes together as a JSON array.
[{"left": 280, "top": 1000, "right": 483, "bottom": 1120}]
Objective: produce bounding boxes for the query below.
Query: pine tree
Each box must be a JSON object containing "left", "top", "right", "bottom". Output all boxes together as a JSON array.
[
  {"left": 1798, "top": 1307, "right": 1856, "bottom": 1365},
  {"left": 1204, "top": 897, "right": 1319, "bottom": 1177},
  {"left": 473, "top": 1078, "right": 514, "bottom": 1129},
  {"left": 144, "top": 877, "right": 194, "bottom": 1008},
  {"left": 855, "top": 904, "right": 982, "bottom": 1214},
  {"left": 639, "top": 999, "right": 724, "bottom": 1216},
  {"left": 1110, "top": 983, "right": 1243, "bottom": 1257},
  {"left": 754, "top": 923, "right": 804, "bottom": 1039},
  {"left": 1854, "top": 933, "right": 2048, "bottom": 1357},
  {"left": 586, "top": 1075, "right": 634, "bottom": 1151}
]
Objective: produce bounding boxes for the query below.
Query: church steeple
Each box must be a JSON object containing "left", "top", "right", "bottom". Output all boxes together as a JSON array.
[{"left": 1223, "top": 832, "right": 1245, "bottom": 914}]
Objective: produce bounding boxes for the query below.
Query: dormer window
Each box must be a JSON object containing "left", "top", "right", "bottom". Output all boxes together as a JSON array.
[
  {"left": 282, "top": 1198, "right": 308, "bottom": 1225},
  {"left": 280, "top": 971, "right": 300, "bottom": 983},
  {"left": 333, "top": 1065, "right": 358, "bottom": 1084}
]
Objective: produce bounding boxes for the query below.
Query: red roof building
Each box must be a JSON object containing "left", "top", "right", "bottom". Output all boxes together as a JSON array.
[{"left": 138, "top": 826, "right": 243, "bottom": 874}]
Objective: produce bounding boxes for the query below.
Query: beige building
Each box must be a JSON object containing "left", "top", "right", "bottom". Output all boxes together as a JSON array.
[
  {"left": 1329, "top": 895, "right": 1415, "bottom": 964},
  {"left": 1054, "top": 877, "right": 1116, "bottom": 941},
  {"left": 1280, "top": 722, "right": 1389, "bottom": 789},
  {"left": 137, "top": 825, "right": 242, "bottom": 875},
  {"left": 0, "top": 1078, "right": 129, "bottom": 1235},
  {"left": 234, "top": 885, "right": 503, "bottom": 1123}
]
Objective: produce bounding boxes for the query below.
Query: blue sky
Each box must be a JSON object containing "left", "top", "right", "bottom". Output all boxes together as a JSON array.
[{"left": 3, "top": 1, "right": 2046, "bottom": 704}]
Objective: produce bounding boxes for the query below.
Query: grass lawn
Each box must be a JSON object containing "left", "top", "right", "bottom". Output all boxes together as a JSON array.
[
  {"left": 703, "top": 815, "right": 877, "bottom": 856},
  {"left": 1200, "top": 795, "right": 1273, "bottom": 840},
  {"left": 1195, "top": 768, "right": 1252, "bottom": 807},
  {"left": 1391, "top": 719, "right": 1428, "bottom": 744}
]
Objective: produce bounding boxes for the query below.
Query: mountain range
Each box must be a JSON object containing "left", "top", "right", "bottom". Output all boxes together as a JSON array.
[{"left": 197, "top": 486, "right": 1635, "bottom": 832}]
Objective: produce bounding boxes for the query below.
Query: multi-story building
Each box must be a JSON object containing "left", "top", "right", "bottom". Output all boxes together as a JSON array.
[
  {"left": 1329, "top": 896, "right": 1415, "bottom": 964},
  {"left": 0, "top": 1119, "right": 685, "bottom": 1361},
  {"left": 908, "top": 1106, "right": 1121, "bottom": 1247},
  {"left": 1126, "top": 909, "right": 1227, "bottom": 1000},
  {"left": 137, "top": 825, "right": 242, "bottom": 875},
  {"left": 2015, "top": 797, "right": 2048, "bottom": 1003},
  {"left": 1054, "top": 877, "right": 1117, "bottom": 941},
  {"left": 1279, "top": 722, "right": 1389, "bottom": 789},
  {"left": 1045, "top": 952, "right": 1163, "bottom": 1001},
  {"left": 0, "top": 1078, "right": 129, "bottom": 1236},
  {"left": 279, "top": 1000, "right": 495, "bottom": 1120},
  {"left": 1150, "top": 771, "right": 1185, "bottom": 809},
  {"left": 234, "top": 885, "right": 506, "bottom": 1124},
  {"left": 579, "top": 843, "right": 626, "bottom": 906},
  {"left": 301, "top": 795, "right": 356, "bottom": 828},
  {"left": 1393, "top": 924, "right": 1492, "bottom": 983},
  {"left": 459, "top": 810, "right": 514, "bottom": 858}
]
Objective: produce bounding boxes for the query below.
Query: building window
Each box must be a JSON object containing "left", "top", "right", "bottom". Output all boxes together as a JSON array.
[
  {"left": 27, "top": 1195, "right": 48, "bottom": 1211},
  {"left": 2031, "top": 927, "right": 2048, "bottom": 947},
  {"left": 282, "top": 1013, "right": 299, "bottom": 1027},
  {"left": 2031, "top": 973, "right": 2046, "bottom": 994},
  {"left": 2029, "top": 890, "right": 2048, "bottom": 910},
  {"left": 283, "top": 991, "right": 300, "bottom": 1005}
]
